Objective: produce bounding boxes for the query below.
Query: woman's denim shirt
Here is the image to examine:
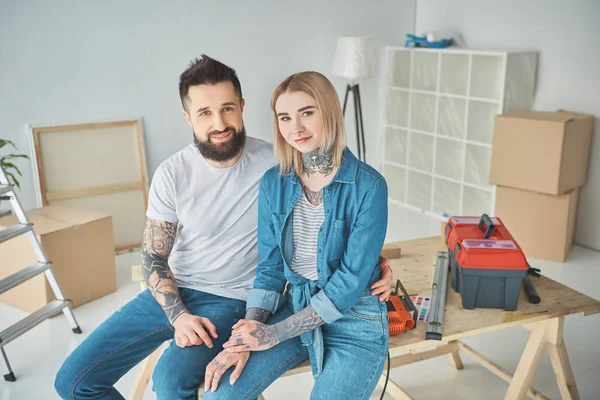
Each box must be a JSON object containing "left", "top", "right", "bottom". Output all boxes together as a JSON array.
[{"left": 246, "top": 148, "right": 388, "bottom": 377}]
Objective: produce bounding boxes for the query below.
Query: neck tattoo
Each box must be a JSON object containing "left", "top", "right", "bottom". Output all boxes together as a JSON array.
[
  {"left": 302, "top": 148, "right": 334, "bottom": 178},
  {"left": 302, "top": 184, "right": 323, "bottom": 206}
]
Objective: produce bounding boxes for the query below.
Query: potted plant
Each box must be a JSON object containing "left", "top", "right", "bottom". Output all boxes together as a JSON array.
[{"left": 0, "top": 139, "right": 29, "bottom": 189}]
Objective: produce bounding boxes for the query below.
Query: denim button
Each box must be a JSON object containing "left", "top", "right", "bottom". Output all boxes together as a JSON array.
[
  {"left": 319, "top": 227, "right": 323, "bottom": 232},
  {"left": 318, "top": 249, "right": 321, "bottom": 253},
  {"left": 326, "top": 209, "right": 329, "bottom": 213},
  {"left": 325, "top": 189, "right": 328, "bottom": 193}
]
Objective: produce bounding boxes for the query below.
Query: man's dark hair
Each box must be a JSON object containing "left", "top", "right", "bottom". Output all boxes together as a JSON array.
[{"left": 179, "top": 54, "right": 243, "bottom": 111}]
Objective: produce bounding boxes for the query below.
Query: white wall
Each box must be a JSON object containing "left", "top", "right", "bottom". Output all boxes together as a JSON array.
[
  {"left": 416, "top": 0, "right": 600, "bottom": 251},
  {"left": 0, "top": 0, "right": 415, "bottom": 210}
]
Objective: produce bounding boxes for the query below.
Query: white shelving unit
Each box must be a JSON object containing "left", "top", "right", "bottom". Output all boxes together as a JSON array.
[{"left": 378, "top": 47, "right": 538, "bottom": 219}]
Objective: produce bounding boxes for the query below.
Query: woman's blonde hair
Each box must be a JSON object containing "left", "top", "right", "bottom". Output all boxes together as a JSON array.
[{"left": 270, "top": 71, "right": 346, "bottom": 176}]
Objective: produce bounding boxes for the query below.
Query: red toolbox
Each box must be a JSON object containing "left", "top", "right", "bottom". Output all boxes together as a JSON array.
[
  {"left": 446, "top": 214, "right": 514, "bottom": 293},
  {"left": 445, "top": 214, "right": 529, "bottom": 311}
]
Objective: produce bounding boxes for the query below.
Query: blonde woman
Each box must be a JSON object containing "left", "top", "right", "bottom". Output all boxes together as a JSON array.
[{"left": 203, "top": 71, "right": 389, "bottom": 399}]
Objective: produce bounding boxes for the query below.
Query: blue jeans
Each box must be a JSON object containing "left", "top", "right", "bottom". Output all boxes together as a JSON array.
[
  {"left": 54, "top": 288, "right": 246, "bottom": 400},
  {"left": 203, "top": 291, "right": 388, "bottom": 400}
]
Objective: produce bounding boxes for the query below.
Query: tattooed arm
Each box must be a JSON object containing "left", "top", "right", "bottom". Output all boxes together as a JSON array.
[
  {"left": 142, "top": 217, "right": 218, "bottom": 348},
  {"left": 224, "top": 305, "right": 324, "bottom": 352},
  {"left": 274, "top": 305, "right": 324, "bottom": 342},
  {"left": 141, "top": 217, "right": 186, "bottom": 323},
  {"left": 244, "top": 308, "right": 272, "bottom": 323}
]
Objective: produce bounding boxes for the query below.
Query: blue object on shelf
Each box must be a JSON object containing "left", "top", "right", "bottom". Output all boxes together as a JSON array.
[{"left": 404, "top": 33, "right": 453, "bottom": 49}]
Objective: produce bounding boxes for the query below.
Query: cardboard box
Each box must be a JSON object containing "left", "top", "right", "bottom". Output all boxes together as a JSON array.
[
  {"left": 494, "top": 186, "right": 579, "bottom": 262},
  {"left": 0, "top": 204, "right": 116, "bottom": 312},
  {"left": 490, "top": 110, "right": 594, "bottom": 195}
]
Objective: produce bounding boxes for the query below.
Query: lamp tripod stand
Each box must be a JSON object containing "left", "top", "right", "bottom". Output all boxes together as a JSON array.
[{"left": 341, "top": 83, "right": 366, "bottom": 163}]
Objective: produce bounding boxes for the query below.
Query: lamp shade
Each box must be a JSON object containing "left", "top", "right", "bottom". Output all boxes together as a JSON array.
[{"left": 332, "top": 36, "right": 377, "bottom": 81}]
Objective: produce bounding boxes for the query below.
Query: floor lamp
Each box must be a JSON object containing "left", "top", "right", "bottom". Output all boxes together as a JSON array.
[{"left": 332, "top": 36, "right": 377, "bottom": 163}]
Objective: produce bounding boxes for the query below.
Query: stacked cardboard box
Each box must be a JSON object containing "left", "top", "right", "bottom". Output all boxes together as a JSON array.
[
  {"left": 489, "top": 110, "right": 594, "bottom": 262},
  {"left": 0, "top": 204, "right": 116, "bottom": 312}
]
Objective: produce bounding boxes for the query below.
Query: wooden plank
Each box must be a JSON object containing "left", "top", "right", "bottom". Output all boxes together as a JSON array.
[
  {"left": 448, "top": 350, "right": 464, "bottom": 370},
  {"left": 281, "top": 359, "right": 312, "bottom": 377},
  {"left": 547, "top": 317, "right": 563, "bottom": 345},
  {"left": 382, "top": 241, "right": 402, "bottom": 259},
  {"left": 504, "top": 321, "right": 550, "bottom": 400},
  {"left": 388, "top": 343, "right": 457, "bottom": 369},
  {"left": 135, "top": 120, "right": 149, "bottom": 211},
  {"left": 116, "top": 242, "right": 141, "bottom": 253},
  {"left": 377, "top": 374, "right": 414, "bottom": 400},
  {"left": 32, "top": 130, "right": 48, "bottom": 206},
  {"left": 456, "top": 341, "right": 549, "bottom": 400},
  {"left": 46, "top": 182, "right": 143, "bottom": 201},
  {"left": 126, "top": 345, "right": 163, "bottom": 400},
  {"left": 33, "top": 120, "right": 139, "bottom": 134},
  {"left": 548, "top": 342, "right": 580, "bottom": 400},
  {"left": 132, "top": 265, "right": 143, "bottom": 282},
  {"left": 547, "top": 317, "right": 580, "bottom": 400}
]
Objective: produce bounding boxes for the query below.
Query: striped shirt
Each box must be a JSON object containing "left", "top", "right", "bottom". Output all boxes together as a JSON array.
[{"left": 291, "top": 193, "right": 325, "bottom": 281}]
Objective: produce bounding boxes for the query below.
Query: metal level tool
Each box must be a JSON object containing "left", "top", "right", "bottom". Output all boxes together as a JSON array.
[
  {"left": 426, "top": 251, "right": 450, "bottom": 340},
  {"left": 0, "top": 164, "right": 81, "bottom": 381}
]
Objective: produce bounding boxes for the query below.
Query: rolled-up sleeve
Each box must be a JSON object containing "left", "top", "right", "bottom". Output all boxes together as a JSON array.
[
  {"left": 246, "top": 288, "right": 285, "bottom": 313},
  {"left": 310, "top": 290, "right": 344, "bottom": 323}
]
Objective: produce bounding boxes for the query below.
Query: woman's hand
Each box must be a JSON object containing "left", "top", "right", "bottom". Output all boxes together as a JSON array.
[
  {"left": 223, "top": 319, "right": 280, "bottom": 352},
  {"left": 371, "top": 255, "right": 393, "bottom": 301}
]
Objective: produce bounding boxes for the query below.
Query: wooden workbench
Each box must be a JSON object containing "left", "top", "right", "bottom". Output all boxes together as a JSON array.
[
  {"left": 128, "top": 236, "right": 600, "bottom": 400},
  {"left": 376, "top": 236, "right": 599, "bottom": 400}
]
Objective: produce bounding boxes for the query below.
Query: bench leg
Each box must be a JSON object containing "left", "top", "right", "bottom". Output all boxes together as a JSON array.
[
  {"left": 377, "top": 374, "right": 414, "bottom": 400},
  {"left": 127, "top": 345, "right": 163, "bottom": 400},
  {"left": 448, "top": 344, "right": 464, "bottom": 370},
  {"left": 504, "top": 320, "right": 550, "bottom": 400},
  {"left": 547, "top": 318, "right": 580, "bottom": 400}
]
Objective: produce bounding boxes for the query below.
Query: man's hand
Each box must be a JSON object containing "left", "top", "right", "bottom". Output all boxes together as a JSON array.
[
  {"left": 204, "top": 350, "right": 250, "bottom": 392},
  {"left": 223, "top": 320, "right": 279, "bottom": 352},
  {"left": 371, "top": 255, "right": 393, "bottom": 301},
  {"left": 172, "top": 313, "right": 218, "bottom": 348}
]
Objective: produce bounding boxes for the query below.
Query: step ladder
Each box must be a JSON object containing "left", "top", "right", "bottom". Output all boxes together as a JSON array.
[{"left": 0, "top": 165, "right": 81, "bottom": 382}]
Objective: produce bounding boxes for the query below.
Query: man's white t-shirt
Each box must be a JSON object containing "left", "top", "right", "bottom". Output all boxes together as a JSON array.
[{"left": 146, "top": 136, "right": 277, "bottom": 301}]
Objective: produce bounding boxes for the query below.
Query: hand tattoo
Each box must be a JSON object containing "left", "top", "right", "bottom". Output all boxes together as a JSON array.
[
  {"left": 141, "top": 218, "right": 187, "bottom": 324},
  {"left": 302, "top": 148, "right": 334, "bottom": 177},
  {"left": 249, "top": 325, "right": 280, "bottom": 347},
  {"left": 274, "top": 305, "right": 325, "bottom": 342},
  {"left": 245, "top": 308, "right": 272, "bottom": 323},
  {"left": 302, "top": 184, "right": 323, "bottom": 206}
]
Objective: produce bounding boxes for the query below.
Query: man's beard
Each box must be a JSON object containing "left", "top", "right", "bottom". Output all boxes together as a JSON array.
[{"left": 193, "top": 125, "right": 246, "bottom": 162}]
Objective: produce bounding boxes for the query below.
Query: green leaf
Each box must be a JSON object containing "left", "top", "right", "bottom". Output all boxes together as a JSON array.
[
  {"left": 1, "top": 154, "right": 29, "bottom": 161},
  {"left": 1, "top": 162, "right": 22, "bottom": 176},
  {"left": 5, "top": 171, "right": 20, "bottom": 189},
  {"left": 0, "top": 139, "right": 17, "bottom": 151}
]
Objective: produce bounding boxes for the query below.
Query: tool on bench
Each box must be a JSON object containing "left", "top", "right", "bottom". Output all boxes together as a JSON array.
[
  {"left": 386, "top": 279, "right": 417, "bottom": 335},
  {"left": 524, "top": 264, "right": 542, "bottom": 304},
  {"left": 382, "top": 278, "right": 417, "bottom": 400},
  {"left": 426, "top": 252, "right": 450, "bottom": 341}
]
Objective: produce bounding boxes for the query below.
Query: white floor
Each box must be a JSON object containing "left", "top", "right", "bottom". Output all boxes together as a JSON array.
[{"left": 1, "top": 203, "right": 600, "bottom": 400}]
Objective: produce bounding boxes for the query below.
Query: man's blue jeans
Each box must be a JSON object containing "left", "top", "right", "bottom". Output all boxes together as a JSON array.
[
  {"left": 54, "top": 288, "right": 246, "bottom": 399},
  {"left": 202, "top": 291, "right": 388, "bottom": 400}
]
